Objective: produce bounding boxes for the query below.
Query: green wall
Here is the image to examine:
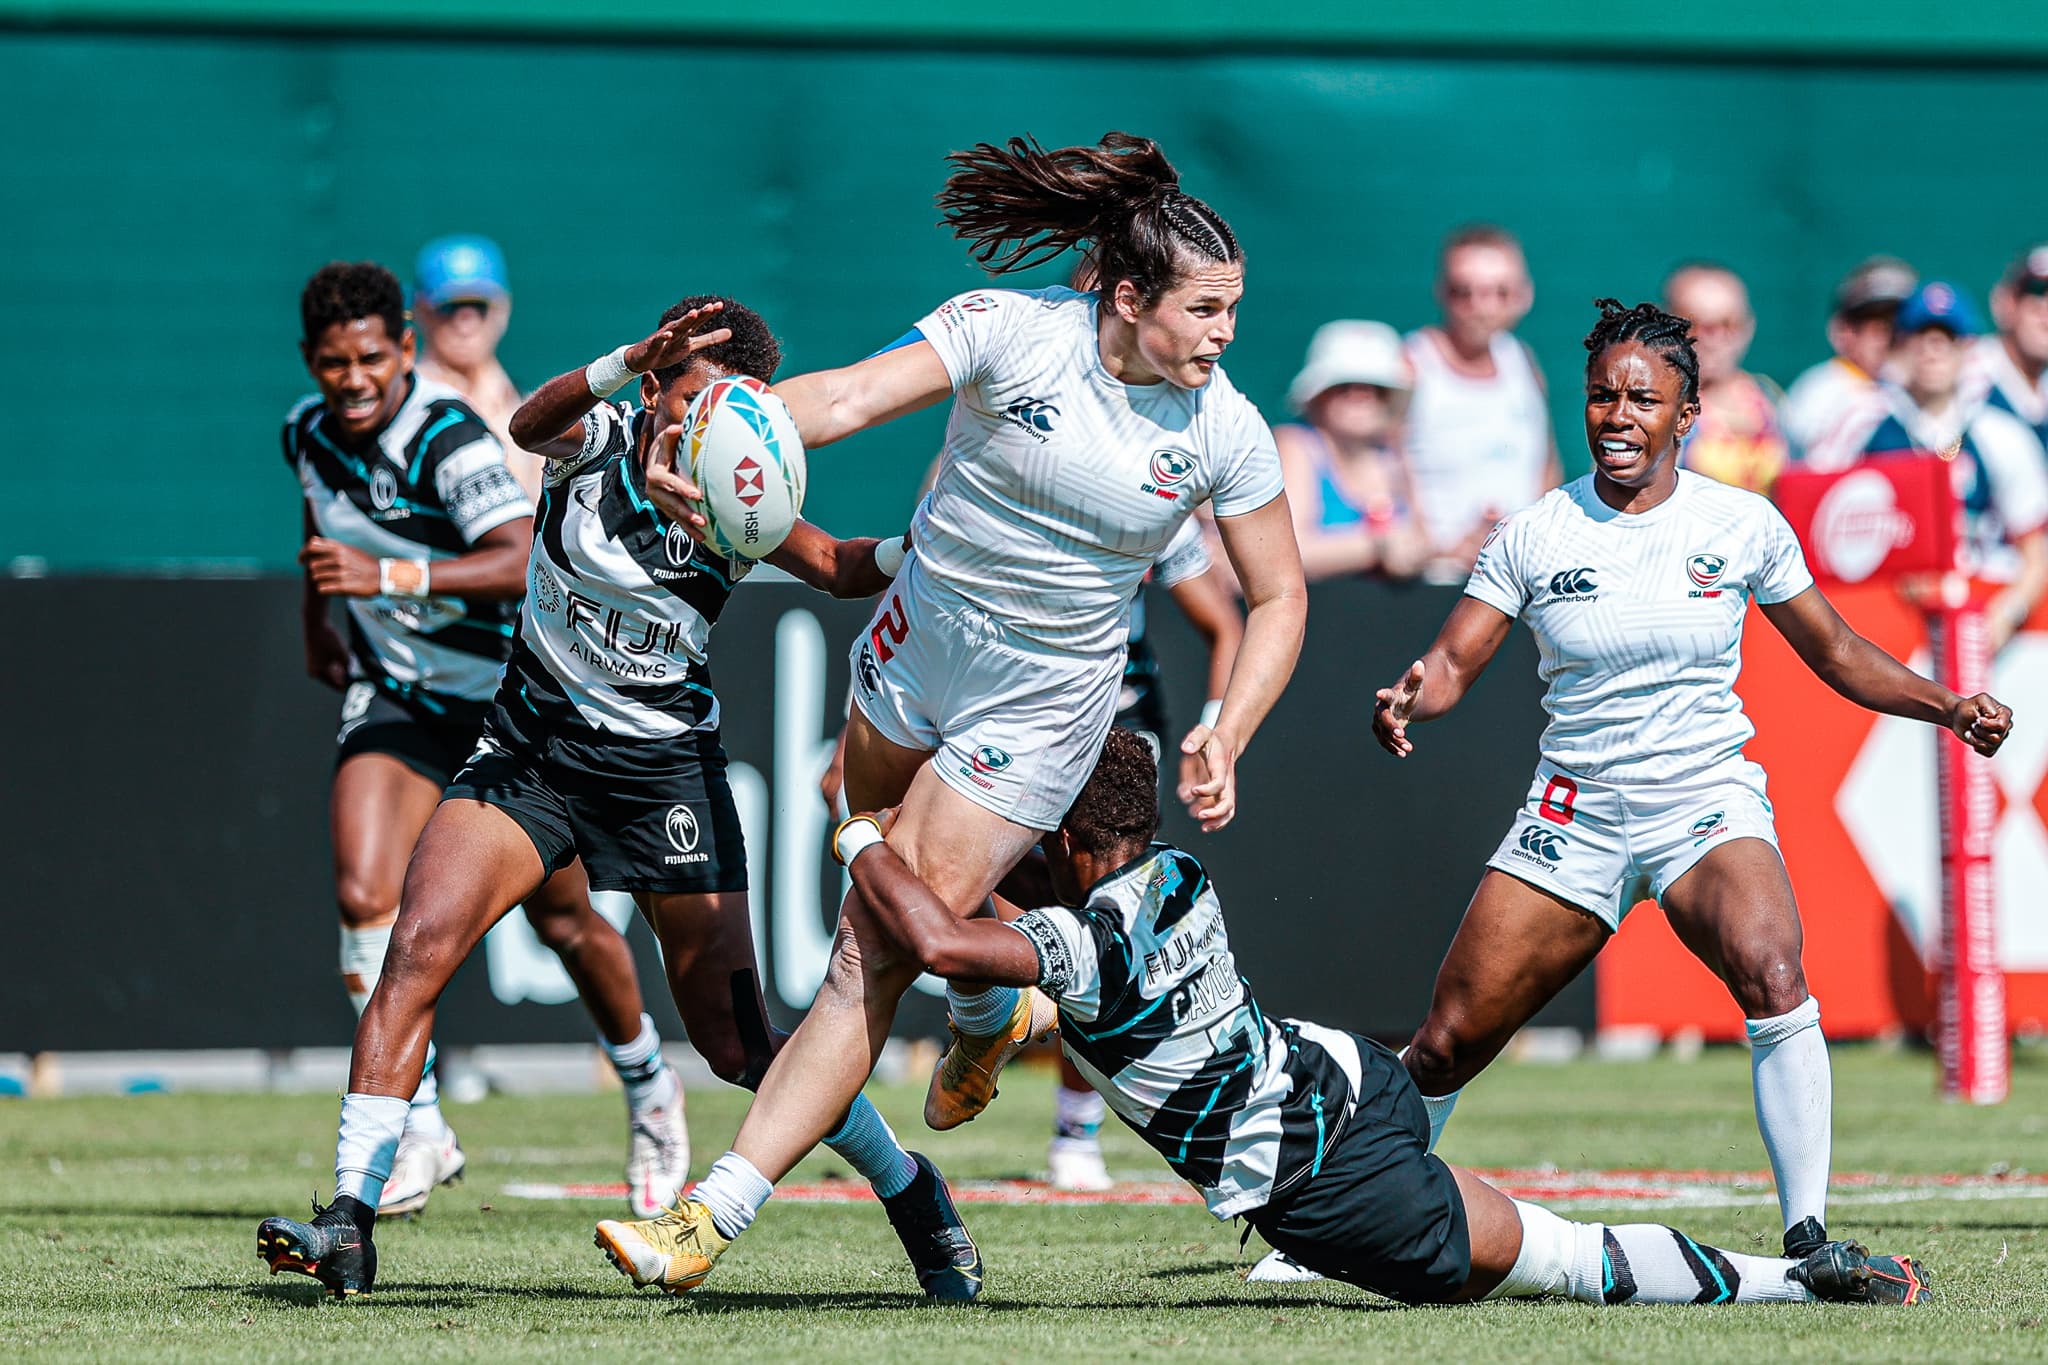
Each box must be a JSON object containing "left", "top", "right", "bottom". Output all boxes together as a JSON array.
[{"left": 5, "top": 28, "right": 2048, "bottom": 569}]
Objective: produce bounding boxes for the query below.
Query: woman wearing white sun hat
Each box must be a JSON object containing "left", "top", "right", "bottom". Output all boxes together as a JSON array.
[{"left": 1278, "top": 321, "right": 1428, "bottom": 581}]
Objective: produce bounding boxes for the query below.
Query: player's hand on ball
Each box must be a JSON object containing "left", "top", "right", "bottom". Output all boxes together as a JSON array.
[
  {"left": 1951, "top": 692, "right": 2014, "bottom": 757},
  {"left": 641, "top": 422, "right": 712, "bottom": 539},
  {"left": 1372, "top": 659, "right": 1426, "bottom": 758},
  {"left": 623, "top": 302, "right": 733, "bottom": 377},
  {"left": 1178, "top": 724, "right": 1238, "bottom": 833},
  {"left": 299, "top": 537, "right": 380, "bottom": 598}
]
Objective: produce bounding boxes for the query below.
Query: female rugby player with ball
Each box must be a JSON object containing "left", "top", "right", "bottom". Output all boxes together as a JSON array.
[
  {"left": 259, "top": 296, "right": 983, "bottom": 1302},
  {"left": 1373, "top": 299, "right": 2013, "bottom": 1264},
  {"left": 600, "top": 133, "right": 1306, "bottom": 1295}
]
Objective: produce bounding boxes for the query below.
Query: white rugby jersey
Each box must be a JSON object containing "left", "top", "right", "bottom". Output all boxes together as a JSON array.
[
  {"left": 1401, "top": 329, "right": 1552, "bottom": 549},
  {"left": 1010, "top": 845, "right": 1364, "bottom": 1219},
  {"left": 1464, "top": 471, "right": 1814, "bottom": 785},
  {"left": 282, "top": 376, "right": 531, "bottom": 705},
  {"left": 501, "top": 402, "right": 753, "bottom": 740},
  {"left": 1782, "top": 358, "right": 1888, "bottom": 473},
  {"left": 907, "top": 287, "right": 1282, "bottom": 655}
]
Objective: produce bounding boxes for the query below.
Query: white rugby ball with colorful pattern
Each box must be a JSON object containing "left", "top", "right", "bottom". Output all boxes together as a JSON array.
[{"left": 681, "top": 374, "right": 807, "bottom": 560}]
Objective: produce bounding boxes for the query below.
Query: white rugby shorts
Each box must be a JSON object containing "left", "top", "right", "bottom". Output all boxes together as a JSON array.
[
  {"left": 1484, "top": 757, "right": 1780, "bottom": 931},
  {"left": 848, "top": 557, "right": 1123, "bottom": 831}
]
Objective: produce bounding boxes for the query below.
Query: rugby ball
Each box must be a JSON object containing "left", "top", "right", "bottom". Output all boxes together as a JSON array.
[{"left": 680, "top": 374, "right": 807, "bottom": 560}]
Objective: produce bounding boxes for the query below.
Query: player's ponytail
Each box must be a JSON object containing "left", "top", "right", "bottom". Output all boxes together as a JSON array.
[
  {"left": 1584, "top": 298, "right": 1701, "bottom": 406},
  {"left": 937, "top": 132, "right": 1242, "bottom": 305}
]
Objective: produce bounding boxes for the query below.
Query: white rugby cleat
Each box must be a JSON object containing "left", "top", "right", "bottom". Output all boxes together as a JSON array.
[
  {"left": 625, "top": 1070, "right": 691, "bottom": 1219},
  {"left": 1246, "top": 1249, "right": 1325, "bottom": 1284},
  {"left": 378, "top": 1124, "right": 465, "bottom": 1218},
  {"left": 1047, "top": 1137, "right": 1113, "bottom": 1193}
]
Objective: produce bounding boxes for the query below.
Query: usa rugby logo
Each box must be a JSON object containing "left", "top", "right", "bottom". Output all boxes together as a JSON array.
[
  {"left": 1687, "top": 553, "right": 1727, "bottom": 599},
  {"left": 970, "top": 745, "right": 1013, "bottom": 775},
  {"left": 665, "top": 804, "right": 701, "bottom": 853},
  {"left": 1150, "top": 449, "right": 1195, "bottom": 486},
  {"left": 1690, "top": 811, "right": 1727, "bottom": 844}
]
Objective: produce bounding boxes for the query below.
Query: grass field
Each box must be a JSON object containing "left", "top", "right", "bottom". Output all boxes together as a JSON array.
[{"left": 3, "top": 1045, "right": 2045, "bottom": 1362}]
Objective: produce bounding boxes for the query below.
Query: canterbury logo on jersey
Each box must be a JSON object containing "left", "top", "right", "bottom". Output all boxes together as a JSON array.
[
  {"left": 1002, "top": 398, "right": 1059, "bottom": 442},
  {"left": 1513, "top": 824, "right": 1568, "bottom": 863},
  {"left": 1548, "top": 567, "right": 1599, "bottom": 597}
]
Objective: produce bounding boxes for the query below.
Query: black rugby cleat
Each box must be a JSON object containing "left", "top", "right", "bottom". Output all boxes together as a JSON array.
[
  {"left": 1788, "top": 1238, "right": 1932, "bottom": 1305},
  {"left": 257, "top": 1195, "right": 378, "bottom": 1299},
  {"left": 880, "top": 1152, "right": 984, "bottom": 1302}
]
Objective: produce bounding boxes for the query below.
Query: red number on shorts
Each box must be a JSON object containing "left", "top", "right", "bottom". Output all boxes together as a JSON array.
[
  {"left": 1538, "top": 774, "right": 1578, "bottom": 827},
  {"left": 869, "top": 593, "right": 909, "bottom": 664}
]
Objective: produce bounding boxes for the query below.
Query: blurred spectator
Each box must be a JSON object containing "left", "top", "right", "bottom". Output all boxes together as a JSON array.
[
  {"left": 1276, "top": 321, "right": 1427, "bottom": 582},
  {"left": 1962, "top": 243, "right": 2048, "bottom": 450},
  {"left": 1663, "top": 263, "right": 1788, "bottom": 493},
  {"left": 1864, "top": 281, "right": 2048, "bottom": 650},
  {"left": 1782, "top": 255, "right": 1915, "bottom": 472},
  {"left": 413, "top": 234, "right": 542, "bottom": 498},
  {"left": 1402, "top": 225, "right": 1560, "bottom": 579}
]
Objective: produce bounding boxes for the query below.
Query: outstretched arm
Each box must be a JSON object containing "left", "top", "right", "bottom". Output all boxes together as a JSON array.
[
  {"left": 1371, "top": 596, "right": 1515, "bottom": 758},
  {"left": 508, "top": 303, "right": 733, "bottom": 458},
  {"left": 765, "top": 525, "right": 907, "bottom": 599},
  {"left": 774, "top": 342, "right": 955, "bottom": 450},
  {"left": 833, "top": 817, "right": 1042, "bottom": 985},
  {"left": 1761, "top": 586, "right": 2012, "bottom": 755}
]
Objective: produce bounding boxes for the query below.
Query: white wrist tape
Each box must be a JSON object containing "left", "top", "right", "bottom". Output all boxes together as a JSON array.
[
  {"left": 874, "top": 534, "right": 908, "bottom": 578},
  {"left": 378, "top": 558, "right": 430, "bottom": 598},
  {"left": 585, "top": 344, "right": 637, "bottom": 398},
  {"left": 1199, "top": 699, "right": 1223, "bottom": 730},
  {"left": 832, "top": 816, "right": 886, "bottom": 866}
]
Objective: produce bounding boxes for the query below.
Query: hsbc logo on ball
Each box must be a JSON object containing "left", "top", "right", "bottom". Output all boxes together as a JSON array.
[
  {"left": 733, "top": 455, "right": 766, "bottom": 508},
  {"left": 1812, "top": 470, "right": 1917, "bottom": 583}
]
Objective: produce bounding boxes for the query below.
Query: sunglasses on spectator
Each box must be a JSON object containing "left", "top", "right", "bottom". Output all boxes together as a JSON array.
[
  {"left": 1445, "top": 282, "right": 1517, "bottom": 302},
  {"left": 432, "top": 299, "right": 493, "bottom": 320}
]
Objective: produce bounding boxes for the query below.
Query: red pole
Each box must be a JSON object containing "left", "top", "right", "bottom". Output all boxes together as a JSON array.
[{"left": 1929, "top": 587, "right": 2006, "bottom": 1103}]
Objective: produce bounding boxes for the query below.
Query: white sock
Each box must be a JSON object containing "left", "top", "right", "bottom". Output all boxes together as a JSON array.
[
  {"left": 405, "top": 1050, "right": 450, "bottom": 1142},
  {"left": 339, "top": 922, "right": 393, "bottom": 1018},
  {"left": 334, "top": 1091, "right": 411, "bottom": 1208},
  {"left": 1485, "top": 1199, "right": 1580, "bottom": 1299},
  {"left": 1420, "top": 1089, "right": 1461, "bottom": 1152},
  {"left": 1053, "top": 1083, "right": 1106, "bottom": 1145},
  {"left": 1746, "top": 996, "right": 1831, "bottom": 1235},
  {"left": 692, "top": 1151, "right": 774, "bottom": 1239},
  {"left": 948, "top": 984, "right": 1020, "bottom": 1036},
  {"left": 823, "top": 1095, "right": 919, "bottom": 1199},
  {"left": 1564, "top": 1220, "right": 1813, "bottom": 1305},
  {"left": 601, "top": 1014, "right": 676, "bottom": 1112}
]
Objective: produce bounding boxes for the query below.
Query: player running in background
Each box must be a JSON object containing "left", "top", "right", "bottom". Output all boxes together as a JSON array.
[
  {"left": 260, "top": 295, "right": 981, "bottom": 1302},
  {"left": 832, "top": 728, "right": 1927, "bottom": 1308},
  {"left": 598, "top": 132, "right": 1306, "bottom": 1292},
  {"left": 282, "top": 262, "right": 687, "bottom": 1221},
  {"left": 1370, "top": 299, "right": 2012, "bottom": 1267}
]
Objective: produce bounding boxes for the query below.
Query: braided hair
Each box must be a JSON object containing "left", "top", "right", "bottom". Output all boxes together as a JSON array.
[
  {"left": 936, "top": 132, "right": 1242, "bottom": 306},
  {"left": 1583, "top": 298, "right": 1700, "bottom": 406},
  {"left": 301, "top": 261, "right": 406, "bottom": 346},
  {"left": 1061, "top": 726, "right": 1161, "bottom": 855}
]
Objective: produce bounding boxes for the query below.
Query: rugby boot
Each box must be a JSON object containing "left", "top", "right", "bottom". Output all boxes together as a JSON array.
[
  {"left": 257, "top": 1195, "right": 377, "bottom": 1299},
  {"left": 924, "top": 987, "right": 1058, "bottom": 1130},
  {"left": 1788, "top": 1239, "right": 1933, "bottom": 1305},
  {"left": 1246, "top": 1249, "right": 1325, "bottom": 1284},
  {"left": 880, "top": 1151, "right": 984, "bottom": 1301},
  {"left": 595, "top": 1200, "right": 730, "bottom": 1295},
  {"left": 378, "top": 1124, "right": 465, "bottom": 1218},
  {"left": 625, "top": 1074, "right": 691, "bottom": 1218},
  {"left": 1782, "top": 1215, "right": 1828, "bottom": 1259}
]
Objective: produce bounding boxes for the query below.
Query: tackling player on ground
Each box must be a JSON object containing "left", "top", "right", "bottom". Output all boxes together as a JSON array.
[
  {"left": 596, "top": 133, "right": 1306, "bottom": 1290},
  {"left": 259, "top": 295, "right": 981, "bottom": 1302},
  {"left": 282, "top": 262, "right": 688, "bottom": 1220},
  {"left": 839, "top": 729, "right": 1927, "bottom": 1308},
  {"left": 1372, "top": 299, "right": 2013, "bottom": 1265}
]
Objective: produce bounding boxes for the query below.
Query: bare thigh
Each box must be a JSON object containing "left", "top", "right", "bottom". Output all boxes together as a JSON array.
[
  {"left": 841, "top": 703, "right": 935, "bottom": 814},
  {"left": 1403, "top": 870, "right": 1610, "bottom": 1096},
  {"left": 634, "top": 890, "right": 776, "bottom": 1088},
  {"left": 1659, "top": 836, "right": 1809, "bottom": 1018},
  {"left": 330, "top": 753, "right": 444, "bottom": 929}
]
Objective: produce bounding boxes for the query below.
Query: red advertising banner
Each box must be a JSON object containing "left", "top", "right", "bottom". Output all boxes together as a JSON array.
[{"left": 1772, "top": 453, "right": 1957, "bottom": 586}]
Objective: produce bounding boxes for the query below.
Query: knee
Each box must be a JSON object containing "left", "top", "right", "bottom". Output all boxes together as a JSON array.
[
  {"left": 335, "top": 869, "right": 400, "bottom": 929},
  {"left": 522, "top": 899, "right": 583, "bottom": 954},
  {"left": 1405, "top": 1014, "right": 1484, "bottom": 1095},
  {"left": 686, "top": 1016, "right": 777, "bottom": 1091},
  {"left": 1723, "top": 948, "right": 1808, "bottom": 1019}
]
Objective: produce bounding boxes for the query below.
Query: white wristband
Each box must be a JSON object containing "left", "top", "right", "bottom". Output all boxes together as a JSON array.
[
  {"left": 1199, "top": 699, "right": 1223, "bottom": 730},
  {"left": 874, "top": 534, "right": 908, "bottom": 578},
  {"left": 833, "top": 815, "right": 886, "bottom": 866},
  {"left": 585, "top": 344, "right": 637, "bottom": 398},
  {"left": 378, "top": 557, "right": 430, "bottom": 598}
]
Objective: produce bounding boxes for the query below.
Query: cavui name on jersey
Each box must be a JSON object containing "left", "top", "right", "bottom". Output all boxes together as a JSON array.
[{"left": 1166, "top": 957, "right": 1240, "bottom": 1027}]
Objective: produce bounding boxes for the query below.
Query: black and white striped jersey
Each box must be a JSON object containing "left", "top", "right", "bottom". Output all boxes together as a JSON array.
[
  {"left": 1009, "top": 846, "right": 1365, "bottom": 1219},
  {"left": 282, "top": 376, "right": 531, "bottom": 708},
  {"left": 500, "top": 401, "right": 753, "bottom": 741}
]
